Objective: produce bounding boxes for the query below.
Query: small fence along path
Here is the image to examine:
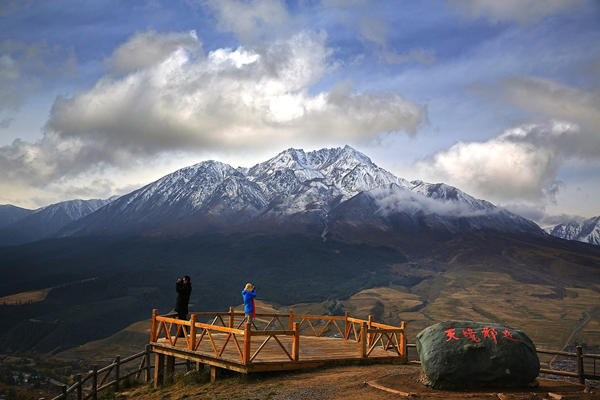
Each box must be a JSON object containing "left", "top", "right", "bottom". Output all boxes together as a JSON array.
[{"left": 149, "top": 308, "right": 407, "bottom": 380}]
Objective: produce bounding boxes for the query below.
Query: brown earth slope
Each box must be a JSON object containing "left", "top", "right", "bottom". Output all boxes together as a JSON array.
[{"left": 121, "top": 364, "right": 598, "bottom": 400}]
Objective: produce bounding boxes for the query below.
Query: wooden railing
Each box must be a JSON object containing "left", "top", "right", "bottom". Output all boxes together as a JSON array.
[
  {"left": 150, "top": 308, "right": 407, "bottom": 364},
  {"left": 538, "top": 346, "right": 600, "bottom": 383},
  {"left": 51, "top": 345, "right": 154, "bottom": 400}
]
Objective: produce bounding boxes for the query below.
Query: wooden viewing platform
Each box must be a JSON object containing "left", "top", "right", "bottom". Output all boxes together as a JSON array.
[{"left": 149, "top": 308, "right": 407, "bottom": 385}]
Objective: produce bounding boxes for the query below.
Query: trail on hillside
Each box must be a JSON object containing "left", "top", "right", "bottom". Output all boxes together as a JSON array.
[{"left": 549, "top": 309, "right": 591, "bottom": 369}]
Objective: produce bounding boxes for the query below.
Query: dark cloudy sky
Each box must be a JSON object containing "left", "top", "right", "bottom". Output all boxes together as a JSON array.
[{"left": 1, "top": 0, "right": 599, "bottom": 224}]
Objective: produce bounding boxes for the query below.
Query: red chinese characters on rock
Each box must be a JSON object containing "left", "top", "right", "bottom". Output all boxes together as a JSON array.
[
  {"left": 502, "top": 329, "right": 519, "bottom": 342},
  {"left": 443, "top": 326, "right": 519, "bottom": 344},
  {"left": 481, "top": 326, "right": 498, "bottom": 344},
  {"left": 462, "top": 327, "right": 481, "bottom": 343},
  {"left": 445, "top": 328, "right": 461, "bottom": 342}
]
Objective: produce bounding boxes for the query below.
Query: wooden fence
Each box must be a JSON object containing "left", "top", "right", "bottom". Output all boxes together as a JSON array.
[
  {"left": 50, "top": 344, "right": 152, "bottom": 400},
  {"left": 48, "top": 344, "right": 193, "bottom": 400},
  {"left": 150, "top": 308, "right": 408, "bottom": 364}
]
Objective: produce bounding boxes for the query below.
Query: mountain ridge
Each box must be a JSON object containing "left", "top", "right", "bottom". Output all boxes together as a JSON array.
[
  {"left": 0, "top": 198, "right": 112, "bottom": 246},
  {"left": 57, "top": 146, "right": 543, "bottom": 240}
]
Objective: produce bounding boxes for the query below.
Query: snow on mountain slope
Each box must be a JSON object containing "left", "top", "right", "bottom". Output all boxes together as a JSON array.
[
  {"left": 59, "top": 146, "right": 543, "bottom": 237},
  {"left": 550, "top": 216, "right": 600, "bottom": 246},
  {"left": 0, "top": 198, "right": 113, "bottom": 246}
]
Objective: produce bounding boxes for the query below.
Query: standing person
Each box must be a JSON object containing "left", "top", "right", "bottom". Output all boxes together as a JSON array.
[
  {"left": 175, "top": 275, "right": 192, "bottom": 320},
  {"left": 242, "top": 283, "right": 256, "bottom": 326}
]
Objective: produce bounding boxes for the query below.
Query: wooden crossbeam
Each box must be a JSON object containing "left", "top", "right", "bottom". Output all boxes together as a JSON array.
[
  {"left": 318, "top": 320, "right": 332, "bottom": 337},
  {"left": 98, "top": 364, "right": 114, "bottom": 387},
  {"left": 385, "top": 332, "right": 401, "bottom": 355},
  {"left": 332, "top": 320, "right": 344, "bottom": 338},
  {"left": 218, "top": 333, "right": 232, "bottom": 357},
  {"left": 264, "top": 317, "right": 276, "bottom": 331},
  {"left": 306, "top": 319, "right": 318, "bottom": 337},
  {"left": 275, "top": 317, "right": 286, "bottom": 330},
  {"left": 206, "top": 330, "right": 219, "bottom": 357},
  {"left": 230, "top": 333, "right": 244, "bottom": 362},
  {"left": 367, "top": 333, "right": 382, "bottom": 356},
  {"left": 250, "top": 335, "right": 272, "bottom": 362},
  {"left": 352, "top": 322, "right": 359, "bottom": 342},
  {"left": 272, "top": 335, "right": 293, "bottom": 361},
  {"left": 161, "top": 321, "right": 174, "bottom": 346},
  {"left": 193, "top": 329, "right": 207, "bottom": 351}
]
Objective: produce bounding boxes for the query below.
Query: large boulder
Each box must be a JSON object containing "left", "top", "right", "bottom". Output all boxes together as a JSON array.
[{"left": 416, "top": 320, "right": 539, "bottom": 389}]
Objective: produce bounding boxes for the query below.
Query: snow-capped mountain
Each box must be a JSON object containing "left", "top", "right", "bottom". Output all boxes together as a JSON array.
[
  {"left": 60, "top": 146, "right": 543, "bottom": 239},
  {"left": 0, "top": 198, "right": 113, "bottom": 246},
  {"left": 549, "top": 216, "right": 600, "bottom": 246}
]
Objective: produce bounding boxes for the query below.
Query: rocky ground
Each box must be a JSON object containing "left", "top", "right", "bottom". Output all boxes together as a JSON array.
[{"left": 118, "top": 364, "right": 599, "bottom": 400}]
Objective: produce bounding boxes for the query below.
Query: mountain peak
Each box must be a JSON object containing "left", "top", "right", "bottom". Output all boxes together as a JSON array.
[{"left": 550, "top": 216, "right": 600, "bottom": 246}]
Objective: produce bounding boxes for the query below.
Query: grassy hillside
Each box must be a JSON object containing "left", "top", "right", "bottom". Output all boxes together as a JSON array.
[
  {"left": 0, "top": 234, "right": 403, "bottom": 353},
  {"left": 0, "top": 231, "right": 598, "bottom": 356}
]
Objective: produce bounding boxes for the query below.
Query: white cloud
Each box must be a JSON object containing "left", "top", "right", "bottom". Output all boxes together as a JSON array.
[
  {"left": 0, "top": 30, "right": 423, "bottom": 204},
  {"left": 415, "top": 71, "right": 600, "bottom": 207},
  {"left": 371, "top": 186, "right": 494, "bottom": 217},
  {"left": 449, "top": 0, "right": 589, "bottom": 24},
  {"left": 415, "top": 124, "right": 563, "bottom": 202},
  {"left": 106, "top": 30, "right": 202, "bottom": 74},
  {"left": 203, "top": 0, "right": 292, "bottom": 43},
  {"left": 46, "top": 30, "right": 422, "bottom": 152},
  {"left": 415, "top": 119, "right": 598, "bottom": 204}
]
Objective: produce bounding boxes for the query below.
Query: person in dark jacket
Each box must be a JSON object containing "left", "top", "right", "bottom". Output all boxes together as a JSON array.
[
  {"left": 175, "top": 275, "right": 192, "bottom": 320},
  {"left": 242, "top": 283, "right": 256, "bottom": 325}
]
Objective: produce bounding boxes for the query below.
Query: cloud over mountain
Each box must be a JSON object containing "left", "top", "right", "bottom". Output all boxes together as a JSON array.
[
  {"left": 416, "top": 71, "right": 600, "bottom": 210},
  {"left": 0, "top": 30, "right": 423, "bottom": 205}
]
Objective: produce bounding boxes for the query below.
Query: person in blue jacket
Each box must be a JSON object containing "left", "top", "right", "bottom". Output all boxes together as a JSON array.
[{"left": 242, "top": 283, "right": 256, "bottom": 325}]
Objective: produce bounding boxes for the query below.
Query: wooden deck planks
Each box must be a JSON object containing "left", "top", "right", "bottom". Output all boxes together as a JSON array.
[{"left": 156, "top": 333, "right": 395, "bottom": 365}]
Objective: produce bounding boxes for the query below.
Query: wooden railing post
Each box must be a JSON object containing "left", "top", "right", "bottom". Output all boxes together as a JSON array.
[
  {"left": 293, "top": 322, "right": 300, "bottom": 361},
  {"left": 367, "top": 315, "right": 373, "bottom": 346},
  {"left": 400, "top": 321, "right": 407, "bottom": 363},
  {"left": 144, "top": 344, "right": 151, "bottom": 383},
  {"left": 576, "top": 345, "right": 585, "bottom": 384},
  {"left": 150, "top": 309, "right": 158, "bottom": 342},
  {"left": 360, "top": 322, "right": 367, "bottom": 358},
  {"left": 92, "top": 366, "right": 98, "bottom": 400},
  {"left": 229, "top": 306, "right": 234, "bottom": 328},
  {"left": 76, "top": 374, "right": 82, "bottom": 400},
  {"left": 189, "top": 314, "right": 196, "bottom": 351},
  {"left": 344, "top": 312, "right": 350, "bottom": 340},
  {"left": 114, "top": 355, "right": 120, "bottom": 392},
  {"left": 243, "top": 323, "right": 252, "bottom": 364},
  {"left": 288, "top": 309, "right": 294, "bottom": 330}
]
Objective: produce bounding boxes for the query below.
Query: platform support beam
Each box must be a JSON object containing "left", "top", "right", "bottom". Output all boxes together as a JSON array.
[
  {"left": 154, "top": 353, "right": 164, "bottom": 388},
  {"left": 165, "top": 355, "right": 175, "bottom": 382},
  {"left": 210, "top": 366, "right": 220, "bottom": 382}
]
